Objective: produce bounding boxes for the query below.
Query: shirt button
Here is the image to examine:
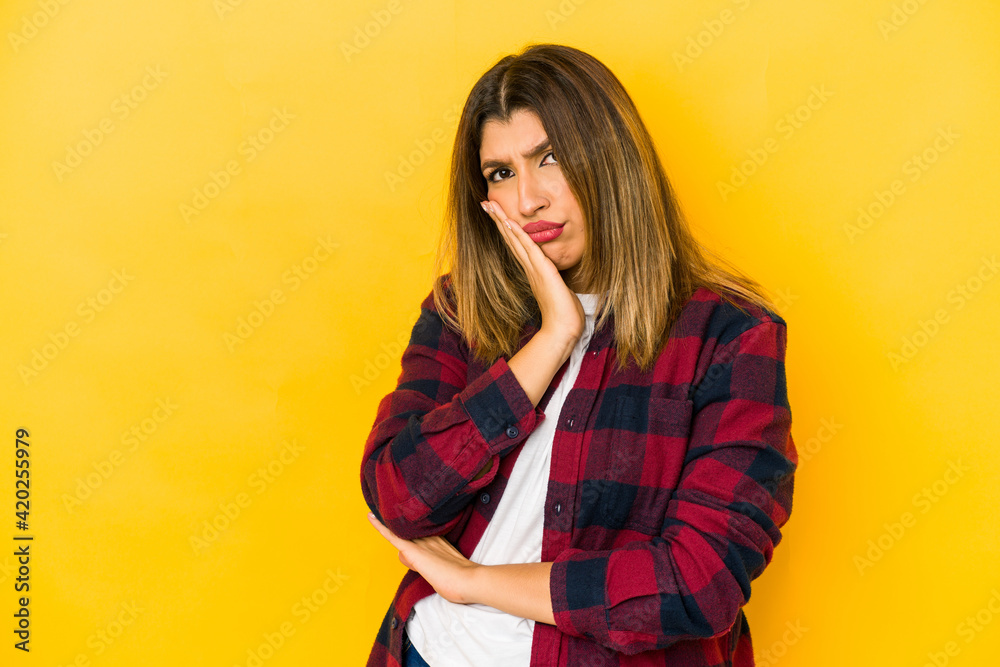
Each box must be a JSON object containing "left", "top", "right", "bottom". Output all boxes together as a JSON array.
[
  {"left": 480, "top": 492, "right": 490, "bottom": 504},
  {"left": 505, "top": 425, "right": 519, "bottom": 438},
  {"left": 554, "top": 502, "right": 562, "bottom": 515},
  {"left": 391, "top": 617, "right": 398, "bottom": 629}
]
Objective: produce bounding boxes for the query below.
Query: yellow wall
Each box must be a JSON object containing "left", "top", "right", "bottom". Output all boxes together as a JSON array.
[{"left": 2, "top": 0, "right": 998, "bottom": 664}]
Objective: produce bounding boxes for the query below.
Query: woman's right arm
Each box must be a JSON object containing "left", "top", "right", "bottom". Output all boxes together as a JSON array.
[
  {"left": 363, "top": 199, "right": 584, "bottom": 540},
  {"left": 360, "top": 277, "right": 577, "bottom": 541}
]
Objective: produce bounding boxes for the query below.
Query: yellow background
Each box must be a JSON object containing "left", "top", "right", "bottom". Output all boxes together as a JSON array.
[{"left": 2, "top": 0, "right": 998, "bottom": 664}]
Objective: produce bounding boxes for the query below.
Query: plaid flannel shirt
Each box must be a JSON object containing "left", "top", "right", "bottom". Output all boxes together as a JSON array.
[{"left": 361, "top": 273, "right": 796, "bottom": 666}]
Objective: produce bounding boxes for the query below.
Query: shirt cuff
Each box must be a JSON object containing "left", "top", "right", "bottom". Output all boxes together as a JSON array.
[
  {"left": 459, "top": 354, "right": 543, "bottom": 456},
  {"left": 549, "top": 547, "right": 612, "bottom": 645}
]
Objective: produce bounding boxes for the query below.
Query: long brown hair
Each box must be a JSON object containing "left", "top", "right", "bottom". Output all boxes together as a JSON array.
[{"left": 431, "top": 43, "right": 776, "bottom": 373}]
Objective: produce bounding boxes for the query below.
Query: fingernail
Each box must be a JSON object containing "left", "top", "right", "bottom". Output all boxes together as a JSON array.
[
  {"left": 505, "top": 221, "right": 511, "bottom": 230},
  {"left": 367, "top": 511, "right": 374, "bottom": 519},
  {"left": 480, "top": 201, "right": 489, "bottom": 212}
]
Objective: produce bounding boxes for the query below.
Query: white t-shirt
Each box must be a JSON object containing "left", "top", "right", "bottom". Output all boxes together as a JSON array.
[{"left": 405, "top": 292, "right": 603, "bottom": 666}]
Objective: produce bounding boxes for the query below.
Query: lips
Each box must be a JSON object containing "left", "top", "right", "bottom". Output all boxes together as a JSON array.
[{"left": 522, "top": 221, "right": 563, "bottom": 233}]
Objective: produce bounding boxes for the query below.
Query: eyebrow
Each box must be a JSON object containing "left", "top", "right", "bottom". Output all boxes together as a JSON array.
[{"left": 480, "top": 137, "right": 552, "bottom": 174}]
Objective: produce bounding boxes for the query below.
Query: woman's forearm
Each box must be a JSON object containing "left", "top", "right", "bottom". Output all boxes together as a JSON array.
[
  {"left": 508, "top": 329, "right": 576, "bottom": 408},
  {"left": 471, "top": 329, "right": 574, "bottom": 480},
  {"left": 464, "top": 561, "right": 555, "bottom": 626},
  {"left": 367, "top": 512, "right": 555, "bottom": 625}
]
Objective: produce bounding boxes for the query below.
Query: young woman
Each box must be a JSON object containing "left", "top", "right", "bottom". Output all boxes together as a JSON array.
[{"left": 361, "top": 43, "right": 797, "bottom": 666}]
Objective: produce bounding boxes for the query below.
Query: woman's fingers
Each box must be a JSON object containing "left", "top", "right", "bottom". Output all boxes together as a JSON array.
[
  {"left": 481, "top": 198, "right": 566, "bottom": 298},
  {"left": 479, "top": 198, "right": 584, "bottom": 344},
  {"left": 482, "top": 200, "right": 542, "bottom": 269},
  {"left": 367, "top": 511, "right": 478, "bottom": 603},
  {"left": 368, "top": 513, "right": 416, "bottom": 568},
  {"left": 483, "top": 201, "right": 521, "bottom": 255},
  {"left": 368, "top": 513, "right": 436, "bottom": 558},
  {"left": 368, "top": 512, "right": 404, "bottom": 549}
]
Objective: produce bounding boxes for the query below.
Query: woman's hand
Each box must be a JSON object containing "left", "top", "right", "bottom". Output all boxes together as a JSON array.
[
  {"left": 482, "top": 199, "right": 585, "bottom": 348},
  {"left": 367, "top": 511, "right": 557, "bottom": 624},
  {"left": 367, "top": 512, "right": 478, "bottom": 604}
]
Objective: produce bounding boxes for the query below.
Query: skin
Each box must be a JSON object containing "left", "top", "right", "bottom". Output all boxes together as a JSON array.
[
  {"left": 367, "top": 109, "right": 594, "bottom": 627},
  {"left": 479, "top": 108, "right": 589, "bottom": 295}
]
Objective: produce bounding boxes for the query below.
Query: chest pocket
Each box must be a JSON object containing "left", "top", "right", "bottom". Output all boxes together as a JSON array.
[{"left": 577, "top": 395, "right": 694, "bottom": 535}]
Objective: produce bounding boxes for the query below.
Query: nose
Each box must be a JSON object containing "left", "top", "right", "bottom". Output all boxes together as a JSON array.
[{"left": 516, "top": 170, "right": 547, "bottom": 219}]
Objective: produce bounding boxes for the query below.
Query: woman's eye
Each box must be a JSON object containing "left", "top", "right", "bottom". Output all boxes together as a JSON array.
[
  {"left": 488, "top": 168, "right": 513, "bottom": 182},
  {"left": 486, "top": 152, "right": 556, "bottom": 183}
]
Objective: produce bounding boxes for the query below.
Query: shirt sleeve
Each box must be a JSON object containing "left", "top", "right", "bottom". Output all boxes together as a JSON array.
[
  {"left": 548, "top": 318, "right": 797, "bottom": 655},
  {"left": 360, "top": 278, "right": 544, "bottom": 540}
]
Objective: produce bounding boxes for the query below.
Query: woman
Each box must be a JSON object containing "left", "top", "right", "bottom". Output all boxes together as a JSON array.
[{"left": 361, "top": 43, "right": 797, "bottom": 666}]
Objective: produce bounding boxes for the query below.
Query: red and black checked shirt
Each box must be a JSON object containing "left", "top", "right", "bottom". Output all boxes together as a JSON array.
[{"left": 361, "top": 274, "right": 797, "bottom": 666}]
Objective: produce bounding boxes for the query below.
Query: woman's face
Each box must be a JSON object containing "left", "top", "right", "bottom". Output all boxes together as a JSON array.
[{"left": 479, "top": 109, "right": 587, "bottom": 292}]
